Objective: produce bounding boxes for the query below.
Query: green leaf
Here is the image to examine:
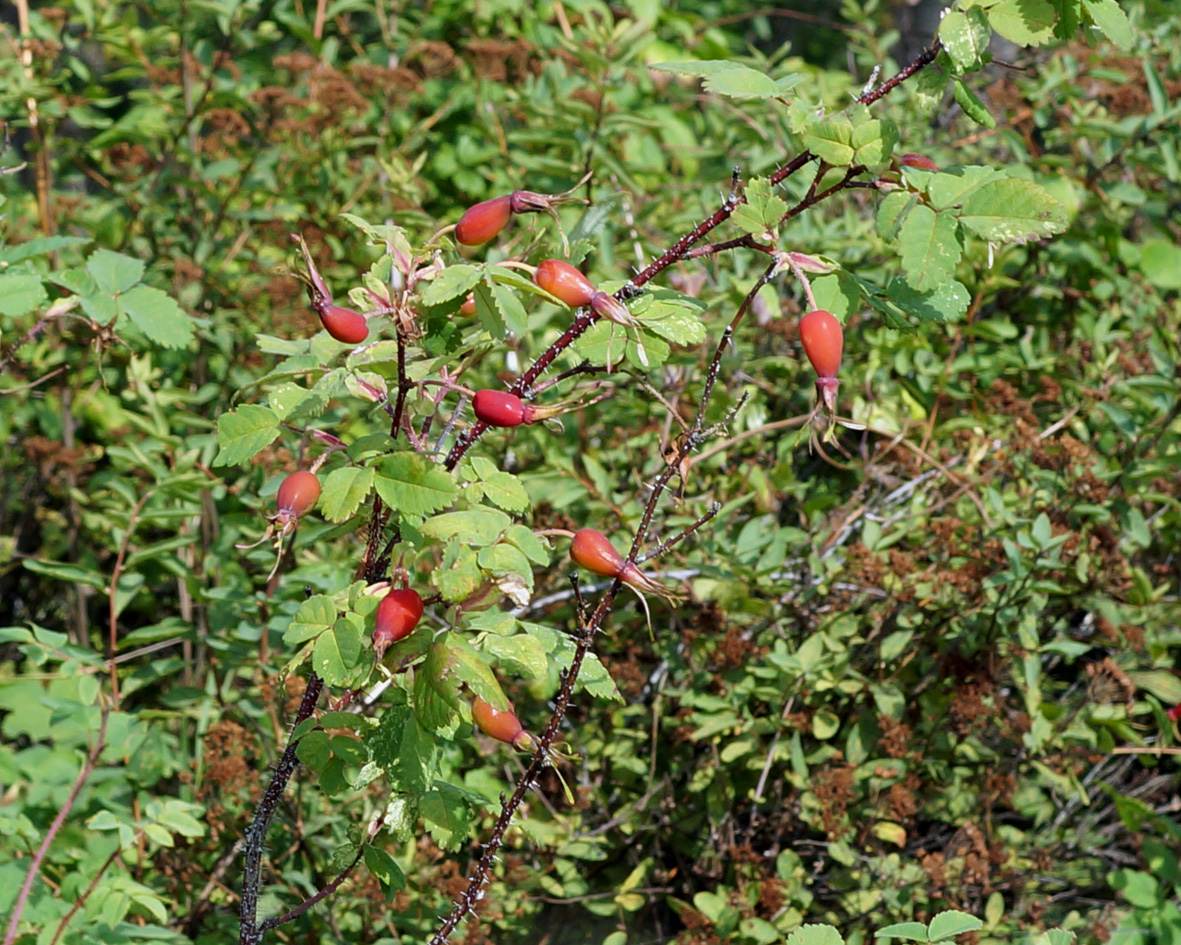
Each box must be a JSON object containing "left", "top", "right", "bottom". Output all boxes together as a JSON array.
[
  {"left": 482, "top": 633, "right": 549, "bottom": 680},
  {"left": 939, "top": 8, "right": 992, "bottom": 72},
  {"left": 897, "top": 205, "right": 963, "bottom": 290},
  {"left": 0, "top": 274, "right": 47, "bottom": 318},
  {"left": 851, "top": 118, "right": 898, "bottom": 166},
  {"left": 505, "top": 524, "right": 550, "bottom": 566},
  {"left": 374, "top": 453, "right": 458, "bottom": 516},
  {"left": 447, "top": 635, "right": 507, "bottom": 706},
  {"left": 471, "top": 280, "right": 505, "bottom": 338},
  {"left": 804, "top": 118, "right": 856, "bottom": 166},
  {"left": 731, "top": 178, "right": 788, "bottom": 237},
  {"left": 927, "top": 912, "right": 983, "bottom": 941},
  {"left": 118, "top": 288, "right": 194, "bottom": 349},
  {"left": 787, "top": 925, "right": 845, "bottom": 945},
  {"left": 0, "top": 235, "right": 89, "bottom": 264},
  {"left": 363, "top": 844, "right": 407, "bottom": 894},
  {"left": 312, "top": 618, "right": 363, "bottom": 686},
  {"left": 990, "top": 0, "right": 1057, "bottom": 45},
  {"left": 874, "top": 921, "right": 929, "bottom": 941},
  {"left": 492, "top": 282, "right": 528, "bottom": 336},
  {"left": 214, "top": 404, "right": 280, "bottom": 466},
  {"left": 87, "top": 248, "right": 144, "bottom": 295},
  {"left": 649, "top": 60, "right": 800, "bottom": 99},
  {"left": 421, "top": 508, "right": 512, "bottom": 545},
  {"left": 371, "top": 696, "right": 437, "bottom": 793},
  {"left": 479, "top": 471, "right": 531, "bottom": 512},
  {"left": 1139, "top": 238, "right": 1181, "bottom": 288},
  {"left": 414, "top": 641, "right": 464, "bottom": 734},
  {"left": 630, "top": 289, "right": 708, "bottom": 345},
  {"left": 884, "top": 275, "right": 970, "bottom": 323},
  {"left": 1081, "top": 0, "right": 1133, "bottom": 45},
  {"left": 420, "top": 264, "right": 480, "bottom": 306},
  {"left": 958, "top": 179, "right": 1069, "bottom": 242},
  {"left": 877, "top": 191, "right": 918, "bottom": 241},
  {"left": 296, "top": 730, "right": 331, "bottom": 771},
  {"left": 953, "top": 80, "right": 997, "bottom": 129},
  {"left": 434, "top": 543, "right": 484, "bottom": 602},
  {"left": 320, "top": 465, "right": 375, "bottom": 522},
  {"left": 477, "top": 542, "right": 535, "bottom": 590},
  {"left": 284, "top": 595, "right": 338, "bottom": 645},
  {"left": 927, "top": 166, "right": 1005, "bottom": 209},
  {"left": 21, "top": 558, "right": 108, "bottom": 591},
  {"left": 420, "top": 785, "right": 474, "bottom": 851}
]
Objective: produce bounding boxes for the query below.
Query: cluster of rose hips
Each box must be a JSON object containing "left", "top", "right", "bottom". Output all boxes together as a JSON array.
[{"left": 261, "top": 177, "right": 852, "bottom": 747}]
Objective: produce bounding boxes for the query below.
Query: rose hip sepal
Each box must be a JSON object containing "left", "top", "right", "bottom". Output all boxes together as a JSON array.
[
  {"left": 569, "top": 528, "right": 682, "bottom": 602},
  {"left": 590, "top": 291, "right": 638, "bottom": 327},
  {"left": 472, "top": 696, "right": 537, "bottom": 751},
  {"left": 798, "top": 308, "right": 843, "bottom": 414},
  {"left": 533, "top": 259, "right": 596, "bottom": 308},
  {"left": 372, "top": 588, "right": 424, "bottom": 658}
]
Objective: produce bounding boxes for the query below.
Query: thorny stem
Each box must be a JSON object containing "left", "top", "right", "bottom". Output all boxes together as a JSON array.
[
  {"left": 239, "top": 673, "right": 326, "bottom": 945},
  {"left": 430, "top": 261, "right": 776, "bottom": 945},
  {"left": 257, "top": 817, "right": 384, "bottom": 933}
]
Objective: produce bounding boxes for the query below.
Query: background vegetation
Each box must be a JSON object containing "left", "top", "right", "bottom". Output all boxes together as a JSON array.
[{"left": 2, "top": 1, "right": 1180, "bottom": 944}]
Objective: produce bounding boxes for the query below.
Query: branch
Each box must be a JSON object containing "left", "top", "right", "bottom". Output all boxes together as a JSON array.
[{"left": 239, "top": 673, "right": 326, "bottom": 945}]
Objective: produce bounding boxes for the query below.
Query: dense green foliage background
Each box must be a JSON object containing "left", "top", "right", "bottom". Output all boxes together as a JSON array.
[{"left": 2, "top": 1, "right": 1180, "bottom": 944}]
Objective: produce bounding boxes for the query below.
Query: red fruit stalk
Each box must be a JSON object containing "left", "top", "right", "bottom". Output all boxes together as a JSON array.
[
  {"left": 569, "top": 528, "right": 680, "bottom": 601},
  {"left": 373, "top": 588, "right": 424, "bottom": 658},
  {"left": 798, "top": 308, "right": 843, "bottom": 414},
  {"left": 472, "top": 697, "right": 537, "bottom": 751},
  {"left": 533, "top": 259, "right": 596, "bottom": 308}
]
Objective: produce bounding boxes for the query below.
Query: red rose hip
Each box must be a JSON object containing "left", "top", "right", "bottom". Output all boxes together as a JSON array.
[
  {"left": 798, "top": 309, "right": 843, "bottom": 379},
  {"left": 472, "top": 696, "right": 536, "bottom": 751},
  {"left": 473, "top": 390, "right": 530, "bottom": 427},
  {"left": 455, "top": 195, "right": 513, "bottom": 247},
  {"left": 373, "top": 588, "right": 424, "bottom": 657},
  {"left": 533, "top": 259, "right": 596, "bottom": 308},
  {"left": 276, "top": 470, "right": 321, "bottom": 518},
  {"left": 319, "top": 304, "right": 370, "bottom": 344},
  {"left": 898, "top": 153, "right": 940, "bottom": 172}
]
